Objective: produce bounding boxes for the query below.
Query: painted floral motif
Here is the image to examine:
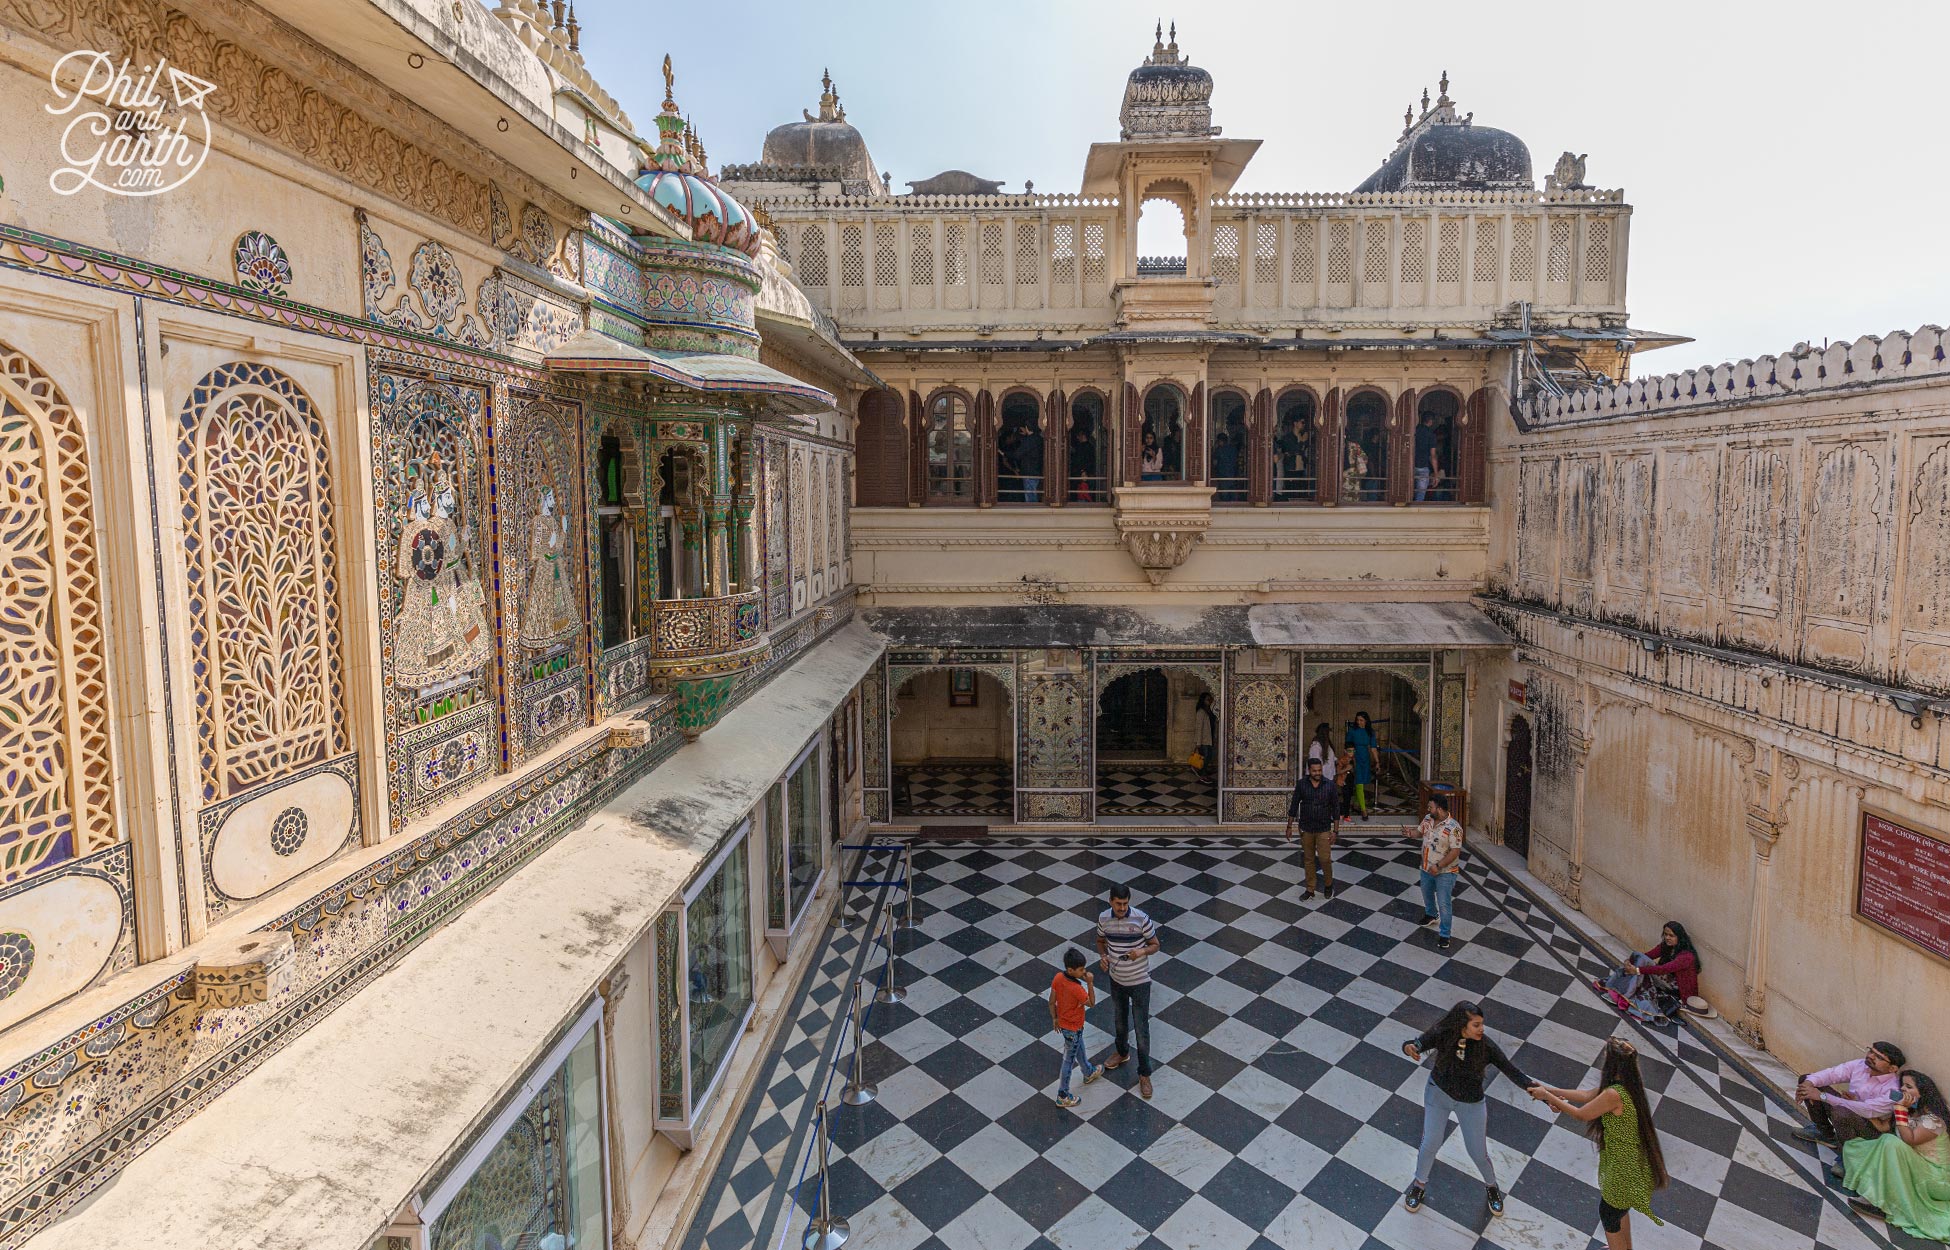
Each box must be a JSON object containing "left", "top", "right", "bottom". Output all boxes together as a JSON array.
[
  {"left": 359, "top": 211, "right": 491, "bottom": 348},
  {"left": 232, "top": 231, "right": 292, "bottom": 298},
  {"left": 0, "top": 932, "right": 34, "bottom": 1001},
  {"left": 268, "top": 808, "right": 308, "bottom": 857}
]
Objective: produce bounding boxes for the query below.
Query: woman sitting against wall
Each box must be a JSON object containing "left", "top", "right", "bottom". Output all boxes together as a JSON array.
[
  {"left": 1595, "top": 921, "right": 1700, "bottom": 1025},
  {"left": 1843, "top": 1069, "right": 1950, "bottom": 1240}
]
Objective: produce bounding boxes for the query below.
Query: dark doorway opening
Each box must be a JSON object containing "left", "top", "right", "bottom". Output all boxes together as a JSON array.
[
  {"left": 1504, "top": 715, "right": 1533, "bottom": 857},
  {"left": 1098, "top": 670, "right": 1167, "bottom": 756}
]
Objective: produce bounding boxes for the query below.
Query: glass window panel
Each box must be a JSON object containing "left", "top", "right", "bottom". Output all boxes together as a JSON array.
[
  {"left": 687, "top": 841, "right": 753, "bottom": 1108},
  {"left": 788, "top": 747, "right": 823, "bottom": 924},
  {"left": 430, "top": 1023, "right": 606, "bottom": 1250}
]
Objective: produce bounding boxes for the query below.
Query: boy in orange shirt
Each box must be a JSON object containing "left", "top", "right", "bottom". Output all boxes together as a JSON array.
[{"left": 1049, "top": 947, "right": 1101, "bottom": 1108}]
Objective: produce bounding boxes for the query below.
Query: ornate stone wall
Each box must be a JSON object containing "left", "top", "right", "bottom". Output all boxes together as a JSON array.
[{"left": 1488, "top": 326, "right": 1950, "bottom": 1080}]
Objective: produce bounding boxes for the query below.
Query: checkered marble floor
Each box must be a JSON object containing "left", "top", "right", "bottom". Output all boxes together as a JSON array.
[
  {"left": 685, "top": 836, "right": 1923, "bottom": 1250},
  {"left": 1097, "top": 765, "right": 1215, "bottom": 816},
  {"left": 897, "top": 763, "right": 1013, "bottom": 816}
]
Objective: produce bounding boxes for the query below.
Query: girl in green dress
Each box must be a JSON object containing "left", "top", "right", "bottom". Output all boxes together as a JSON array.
[
  {"left": 1529, "top": 1037, "right": 1669, "bottom": 1249},
  {"left": 1843, "top": 1069, "right": 1950, "bottom": 1242}
]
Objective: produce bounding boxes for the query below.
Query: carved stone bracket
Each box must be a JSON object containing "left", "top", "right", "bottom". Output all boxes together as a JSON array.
[
  {"left": 1745, "top": 807, "right": 1782, "bottom": 856},
  {"left": 189, "top": 930, "right": 296, "bottom": 1010},
  {"left": 1113, "top": 485, "right": 1213, "bottom": 584}
]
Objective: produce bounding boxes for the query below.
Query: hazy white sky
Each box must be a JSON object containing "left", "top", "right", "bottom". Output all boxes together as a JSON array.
[{"left": 576, "top": 0, "right": 1948, "bottom": 371}]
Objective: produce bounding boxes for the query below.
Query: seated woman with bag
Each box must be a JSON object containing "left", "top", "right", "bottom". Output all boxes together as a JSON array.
[{"left": 1595, "top": 921, "right": 1699, "bottom": 1025}]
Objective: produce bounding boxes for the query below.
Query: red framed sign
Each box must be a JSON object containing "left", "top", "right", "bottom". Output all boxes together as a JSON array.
[{"left": 1855, "top": 807, "right": 1950, "bottom": 963}]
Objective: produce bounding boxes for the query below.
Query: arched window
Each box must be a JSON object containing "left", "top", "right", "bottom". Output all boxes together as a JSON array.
[
  {"left": 1066, "top": 392, "right": 1107, "bottom": 504},
  {"left": 596, "top": 430, "right": 635, "bottom": 649},
  {"left": 0, "top": 340, "right": 116, "bottom": 881},
  {"left": 178, "top": 362, "right": 347, "bottom": 801},
  {"left": 996, "top": 392, "right": 1045, "bottom": 505},
  {"left": 1341, "top": 390, "right": 1390, "bottom": 504},
  {"left": 1140, "top": 385, "right": 1186, "bottom": 482},
  {"left": 1272, "top": 390, "right": 1318, "bottom": 504},
  {"left": 925, "top": 393, "right": 973, "bottom": 503},
  {"left": 1413, "top": 389, "right": 1461, "bottom": 503},
  {"left": 1207, "top": 390, "right": 1249, "bottom": 503},
  {"left": 854, "top": 388, "right": 908, "bottom": 506}
]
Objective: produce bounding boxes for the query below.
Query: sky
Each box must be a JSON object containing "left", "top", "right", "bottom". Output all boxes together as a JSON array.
[{"left": 574, "top": 0, "right": 1949, "bottom": 372}]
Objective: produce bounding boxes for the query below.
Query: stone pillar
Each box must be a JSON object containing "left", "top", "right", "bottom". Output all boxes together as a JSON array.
[
  {"left": 1565, "top": 724, "right": 1591, "bottom": 910},
  {"left": 1738, "top": 806, "right": 1781, "bottom": 1047},
  {"left": 706, "top": 506, "right": 730, "bottom": 597},
  {"left": 598, "top": 968, "right": 637, "bottom": 1248}
]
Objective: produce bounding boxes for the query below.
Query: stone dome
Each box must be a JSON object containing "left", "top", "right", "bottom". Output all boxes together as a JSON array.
[
  {"left": 1119, "top": 23, "right": 1218, "bottom": 140},
  {"left": 756, "top": 71, "right": 881, "bottom": 185},
  {"left": 1354, "top": 74, "right": 1533, "bottom": 194}
]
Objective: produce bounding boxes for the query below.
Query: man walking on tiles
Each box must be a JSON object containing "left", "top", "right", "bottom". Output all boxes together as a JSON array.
[{"left": 1096, "top": 882, "right": 1161, "bottom": 1099}]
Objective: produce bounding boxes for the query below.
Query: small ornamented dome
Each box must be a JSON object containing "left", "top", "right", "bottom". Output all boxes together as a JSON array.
[
  {"left": 755, "top": 70, "right": 882, "bottom": 186},
  {"left": 1120, "top": 22, "right": 1218, "bottom": 140},
  {"left": 1354, "top": 73, "right": 1533, "bottom": 194},
  {"left": 634, "top": 56, "right": 761, "bottom": 255}
]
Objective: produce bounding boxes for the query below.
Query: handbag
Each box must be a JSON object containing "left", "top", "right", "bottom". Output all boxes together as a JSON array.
[{"left": 1187, "top": 749, "right": 1205, "bottom": 772}]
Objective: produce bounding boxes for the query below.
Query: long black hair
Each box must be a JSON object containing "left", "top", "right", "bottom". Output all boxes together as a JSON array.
[
  {"left": 1426, "top": 1001, "right": 1484, "bottom": 1051},
  {"left": 1661, "top": 920, "right": 1701, "bottom": 973},
  {"left": 1591, "top": 1038, "right": 1668, "bottom": 1189},
  {"left": 1901, "top": 1069, "right": 1950, "bottom": 1125},
  {"left": 1311, "top": 722, "right": 1334, "bottom": 753}
]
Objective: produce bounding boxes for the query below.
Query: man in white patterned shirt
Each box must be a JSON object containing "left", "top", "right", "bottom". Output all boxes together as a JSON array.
[{"left": 1095, "top": 882, "right": 1162, "bottom": 1099}]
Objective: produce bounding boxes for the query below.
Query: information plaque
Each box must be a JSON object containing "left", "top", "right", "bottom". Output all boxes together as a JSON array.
[{"left": 1856, "top": 808, "right": 1950, "bottom": 963}]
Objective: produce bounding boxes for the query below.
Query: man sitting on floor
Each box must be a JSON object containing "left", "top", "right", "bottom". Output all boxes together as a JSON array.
[{"left": 1796, "top": 1041, "right": 1905, "bottom": 1174}]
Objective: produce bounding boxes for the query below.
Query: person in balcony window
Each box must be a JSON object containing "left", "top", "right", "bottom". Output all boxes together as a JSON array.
[
  {"left": 998, "top": 425, "right": 1022, "bottom": 502},
  {"left": 1343, "top": 438, "right": 1370, "bottom": 503},
  {"left": 1212, "top": 429, "right": 1242, "bottom": 501},
  {"left": 1016, "top": 421, "right": 1044, "bottom": 503},
  {"left": 1275, "top": 414, "right": 1308, "bottom": 500},
  {"left": 1162, "top": 426, "right": 1183, "bottom": 480},
  {"left": 1070, "top": 425, "right": 1097, "bottom": 501},
  {"left": 1140, "top": 430, "right": 1164, "bottom": 482},
  {"left": 1414, "top": 409, "right": 1446, "bottom": 502}
]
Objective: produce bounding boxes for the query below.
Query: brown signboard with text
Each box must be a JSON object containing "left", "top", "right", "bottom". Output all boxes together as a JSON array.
[{"left": 1856, "top": 808, "right": 1950, "bottom": 963}]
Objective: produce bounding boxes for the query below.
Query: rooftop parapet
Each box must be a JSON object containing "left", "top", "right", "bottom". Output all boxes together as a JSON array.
[{"left": 1518, "top": 324, "right": 1950, "bottom": 428}]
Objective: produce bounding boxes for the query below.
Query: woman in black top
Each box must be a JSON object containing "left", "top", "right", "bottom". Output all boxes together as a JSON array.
[{"left": 1401, "top": 1001, "right": 1530, "bottom": 1217}]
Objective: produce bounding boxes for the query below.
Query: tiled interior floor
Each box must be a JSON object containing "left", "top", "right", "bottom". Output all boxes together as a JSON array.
[
  {"left": 686, "top": 836, "right": 1922, "bottom": 1250},
  {"left": 1096, "top": 765, "right": 1215, "bottom": 817},
  {"left": 896, "top": 762, "right": 1013, "bottom": 816}
]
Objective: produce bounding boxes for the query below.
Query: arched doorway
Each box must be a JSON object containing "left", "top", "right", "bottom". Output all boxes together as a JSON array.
[
  {"left": 1306, "top": 669, "right": 1425, "bottom": 817},
  {"left": 1503, "top": 715, "right": 1533, "bottom": 856},
  {"left": 1096, "top": 668, "right": 1216, "bottom": 818},
  {"left": 891, "top": 669, "right": 1013, "bottom": 819}
]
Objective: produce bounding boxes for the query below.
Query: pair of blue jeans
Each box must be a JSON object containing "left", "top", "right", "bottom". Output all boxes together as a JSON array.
[
  {"left": 1414, "top": 1075, "right": 1497, "bottom": 1187},
  {"left": 1057, "top": 1028, "right": 1095, "bottom": 1097},
  {"left": 1420, "top": 869, "right": 1457, "bottom": 939}
]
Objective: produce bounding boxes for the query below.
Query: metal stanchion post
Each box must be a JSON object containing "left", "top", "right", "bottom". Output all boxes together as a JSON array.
[
  {"left": 875, "top": 911, "right": 907, "bottom": 1005},
  {"left": 899, "top": 843, "right": 916, "bottom": 929},
  {"left": 802, "top": 1099, "right": 850, "bottom": 1250},
  {"left": 840, "top": 980, "right": 877, "bottom": 1105}
]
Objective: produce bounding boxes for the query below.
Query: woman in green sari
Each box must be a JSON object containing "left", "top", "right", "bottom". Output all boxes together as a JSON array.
[{"left": 1844, "top": 1069, "right": 1950, "bottom": 1242}]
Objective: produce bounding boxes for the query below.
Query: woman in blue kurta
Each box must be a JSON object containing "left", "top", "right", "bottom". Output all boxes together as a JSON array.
[{"left": 1346, "top": 711, "right": 1377, "bottom": 820}]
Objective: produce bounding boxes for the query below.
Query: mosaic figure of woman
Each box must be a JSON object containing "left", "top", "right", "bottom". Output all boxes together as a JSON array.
[
  {"left": 519, "top": 484, "right": 577, "bottom": 649},
  {"left": 394, "top": 468, "right": 491, "bottom": 689}
]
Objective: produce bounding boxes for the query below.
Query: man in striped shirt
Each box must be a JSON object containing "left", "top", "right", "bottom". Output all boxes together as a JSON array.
[{"left": 1095, "top": 882, "right": 1162, "bottom": 1099}]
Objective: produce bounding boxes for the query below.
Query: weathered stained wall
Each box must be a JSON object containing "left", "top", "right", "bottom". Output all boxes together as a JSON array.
[{"left": 1484, "top": 329, "right": 1950, "bottom": 1079}]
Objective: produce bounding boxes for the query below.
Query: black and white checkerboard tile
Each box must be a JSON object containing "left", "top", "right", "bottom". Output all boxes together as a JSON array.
[
  {"left": 1096, "top": 766, "right": 1216, "bottom": 816},
  {"left": 897, "top": 763, "right": 1013, "bottom": 816},
  {"left": 687, "top": 836, "right": 1924, "bottom": 1250}
]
